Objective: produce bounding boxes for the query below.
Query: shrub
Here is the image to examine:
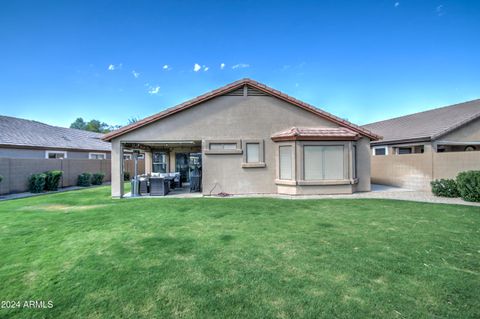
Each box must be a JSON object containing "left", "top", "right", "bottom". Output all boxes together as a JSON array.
[
  {"left": 29, "top": 173, "right": 46, "bottom": 193},
  {"left": 45, "top": 170, "right": 63, "bottom": 191},
  {"left": 456, "top": 171, "right": 480, "bottom": 202},
  {"left": 123, "top": 172, "right": 131, "bottom": 181},
  {"left": 0, "top": 175, "right": 3, "bottom": 183},
  {"left": 77, "top": 173, "right": 92, "bottom": 187},
  {"left": 91, "top": 173, "right": 105, "bottom": 185},
  {"left": 430, "top": 179, "right": 460, "bottom": 198}
]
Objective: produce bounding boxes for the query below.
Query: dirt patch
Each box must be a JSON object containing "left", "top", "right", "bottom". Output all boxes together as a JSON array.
[{"left": 20, "top": 204, "right": 107, "bottom": 213}]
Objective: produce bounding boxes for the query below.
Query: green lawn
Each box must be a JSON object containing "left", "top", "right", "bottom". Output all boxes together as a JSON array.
[{"left": 0, "top": 186, "right": 479, "bottom": 318}]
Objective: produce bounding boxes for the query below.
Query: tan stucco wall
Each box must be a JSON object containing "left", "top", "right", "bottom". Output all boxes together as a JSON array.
[
  {"left": 111, "top": 95, "right": 372, "bottom": 196},
  {"left": 439, "top": 117, "right": 480, "bottom": 142},
  {"left": 371, "top": 151, "right": 480, "bottom": 191}
]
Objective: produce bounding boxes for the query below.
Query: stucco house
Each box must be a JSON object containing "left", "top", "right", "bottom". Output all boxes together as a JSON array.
[
  {"left": 0, "top": 115, "right": 111, "bottom": 159},
  {"left": 363, "top": 99, "right": 480, "bottom": 190},
  {"left": 363, "top": 99, "right": 480, "bottom": 155},
  {"left": 103, "top": 79, "right": 380, "bottom": 198}
]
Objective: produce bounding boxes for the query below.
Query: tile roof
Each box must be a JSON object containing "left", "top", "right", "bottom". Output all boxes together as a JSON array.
[
  {"left": 103, "top": 78, "right": 380, "bottom": 141},
  {"left": 271, "top": 127, "right": 359, "bottom": 141},
  {"left": 363, "top": 99, "right": 480, "bottom": 145},
  {"left": 0, "top": 115, "right": 111, "bottom": 151}
]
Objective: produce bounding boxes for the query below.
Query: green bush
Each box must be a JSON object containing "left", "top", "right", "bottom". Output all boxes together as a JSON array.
[
  {"left": 91, "top": 173, "right": 105, "bottom": 185},
  {"left": 0, "top": 175, "right": 3, "bottom": 183},
  {"left": 456, "top": 171, "right": 480, "bottom": 202},
  {"left": 29, "top": 173, "right": 46, "bottom": 193},
  {"left": 77, "top": 173, "right": 92, "bottom": 187},
  {"left": 430, "top": 179, "right": 460, "bottom": 198},
  {"left": 123, "top": 172, "right": 131, "bottom": 181},
  {"left": 45, "top": 170, "right": 63, "bottom": 191}
]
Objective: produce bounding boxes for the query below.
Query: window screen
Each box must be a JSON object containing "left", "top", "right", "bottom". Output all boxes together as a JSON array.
[
  {"left": 304, "top": 146, "right": 344, "bottom": 180},
  {"left": 374, "top": 148, "right": 386, "bottom": 156},
  {"left": 246, "top": 143, "right": 260, "bottom": 163},
  {"left": 210, "top": 143, "right": 237, "bottom": 150},
  {"left": 279, "top": 146, "right": 292, "bottom": 180}
]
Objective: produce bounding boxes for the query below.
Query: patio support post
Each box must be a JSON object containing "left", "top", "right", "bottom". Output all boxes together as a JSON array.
[
  {"left": 145, "top": 151, "right": 152, "bottom": 174},
  {"left": 111, "top": 140, "right": 124, "bottom": 198}
]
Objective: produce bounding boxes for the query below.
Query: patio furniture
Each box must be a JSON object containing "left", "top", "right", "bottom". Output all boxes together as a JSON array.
[
  {"left": 139, "top": 178, "right": 149, "bottom": 195},
  {"left": 150, "top": 177, "right": 169, "bottom": 196},
  {"left": 190, "top": 167, "right": 201, "bottom": 192}
]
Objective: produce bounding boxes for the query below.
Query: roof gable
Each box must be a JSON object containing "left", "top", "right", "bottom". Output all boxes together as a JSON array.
[
  {"left": 363, "top": 99, "right": 480, "bottom": 144},
  {"left": 103, "top": 79, "right": 380, "bottom": 141}
]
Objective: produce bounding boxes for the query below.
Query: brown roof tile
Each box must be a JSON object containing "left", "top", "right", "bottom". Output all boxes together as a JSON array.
[{"left": 363, "top": 99, "right": 480, "bottom": 144}]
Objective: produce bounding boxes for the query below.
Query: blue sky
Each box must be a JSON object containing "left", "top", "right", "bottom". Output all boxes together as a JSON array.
[{"left": 0, "top": 0, "right": 479, "bottom": 128}]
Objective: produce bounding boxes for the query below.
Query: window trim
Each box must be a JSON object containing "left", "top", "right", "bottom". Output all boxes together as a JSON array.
[
  {"left": 89, "top": 152, "right": 107, "bottom": 160},
  {"left": 204, "top": 140, "right": 242, "bottom": 155},
  {"left": 297, "top": 142, "right": 350, "bottom": 184},
  {"left": 373, "top": 146, "right": 388, "bottom": 156},
  {"left": 275, "top": 142, "right": 296, "bottom": 183},
  {"left": 302, "top": 144, "right": 345, "bottom": 181},
  {"left": 242, "top": 139, "right": 265, "bottom": 168},
  {"left": 45, "top": 150, "right": 67, "bottom": 159}
]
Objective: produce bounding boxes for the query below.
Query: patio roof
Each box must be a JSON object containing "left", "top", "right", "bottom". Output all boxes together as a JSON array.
[{"left": 271, "top": 127, "right": 360, "bottom": 141}]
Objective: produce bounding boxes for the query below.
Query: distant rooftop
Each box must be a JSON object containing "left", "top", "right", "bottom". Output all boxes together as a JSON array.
[
  {"left": 0, "top": 115, "right": 111, "bottom": 151},
  {"left": 363, "top": 99, "right": 480, "bottom": 145}
]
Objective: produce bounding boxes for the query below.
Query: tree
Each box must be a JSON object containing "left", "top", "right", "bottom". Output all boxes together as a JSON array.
[
  {"left": 70, "top": 118, "right": 119, "bottom": 133},
  {"left": 70, "top": 118, "right": 87, "bottom": 130},
  {"left": 128, "top": 117, "right": 139, "bottom": 125}
]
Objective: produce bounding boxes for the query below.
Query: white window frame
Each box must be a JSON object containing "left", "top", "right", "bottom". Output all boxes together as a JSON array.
[
  {"left": 89, "top": 152, "right": 107, "bottom": 160},
  {"left": 373, "top": 146, "right": 388, "bottom": 156},
  {"left": 45, "top": 150, "right": 67, "bottom": 159}
]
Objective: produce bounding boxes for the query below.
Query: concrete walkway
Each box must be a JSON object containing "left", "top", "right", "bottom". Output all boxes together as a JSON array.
[{"left": 221, "top": 184, "right": 480, "bottom": 207}]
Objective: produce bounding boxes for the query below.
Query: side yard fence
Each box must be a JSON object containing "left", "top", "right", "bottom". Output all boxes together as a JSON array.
[
  {"left": 371, "top": 151, "right": 480, "bottom": 190},
  {"left": 0, "top": 158, "right": 145, "bottom": 195}
]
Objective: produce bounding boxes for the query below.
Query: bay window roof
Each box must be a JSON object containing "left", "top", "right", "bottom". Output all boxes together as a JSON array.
[{"left": 271, "top": 127, "right": 360, "bottom": 141}]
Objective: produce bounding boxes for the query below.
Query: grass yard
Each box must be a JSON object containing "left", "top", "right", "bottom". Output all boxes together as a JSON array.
[{"left": 0, "top": 186, "right": 479, "bottom": 318}]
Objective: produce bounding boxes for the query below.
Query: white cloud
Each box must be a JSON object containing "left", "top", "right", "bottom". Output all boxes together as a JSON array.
[
  {"left": 148, "top": 86, "right": 160, "bottom": 95},
  {"left": 394, "top": 2, "right": 400, "bottom": 7},
  {"left": 108, "top": 63, "right": 122, "bottom": 71},
  {"left": 204, "top": 66, "right": 209, "bottom": 71},
  {"left": 231, "top": 63, "right": 250, "bottom": 69},
  {"left": 193, "top": 63, "right": 202, "bottom": 72},
  {"left": 132, "top": 70, "right": 140, "bottom": 78},
  {"left": 436, "top": 4, "right": 445, "bottom": 16},
  {"left": 163, "top": 64, "right": 171, "bottom": 71},
  {"left": 220, "top": 63, "right": 226, "bottom": 70}
]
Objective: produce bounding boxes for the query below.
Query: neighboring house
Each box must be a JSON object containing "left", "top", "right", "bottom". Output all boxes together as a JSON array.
[
  {"left": 0, "top": 115, "right": 111, "bottom": 159},
  {"left": 103, "top": 78, "right": 380, "bottom": 198},
  {"left": 363, "top": 99, "right": 480, "bottom": 190},
  {"left": 363, "top": 99, "right": 480, "bottom": 155}
]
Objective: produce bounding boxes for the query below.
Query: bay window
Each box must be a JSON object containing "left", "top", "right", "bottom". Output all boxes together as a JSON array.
[
  {"left": 279, "top": 146, "right": 292, "bottom": 180},
  {"left": 304, "top": 145, "right": 344, "bottom": 180}
]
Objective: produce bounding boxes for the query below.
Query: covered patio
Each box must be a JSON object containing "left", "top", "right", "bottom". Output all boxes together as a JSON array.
[{"left": 120, "top": 140, "right": 203, "bottom": 198}]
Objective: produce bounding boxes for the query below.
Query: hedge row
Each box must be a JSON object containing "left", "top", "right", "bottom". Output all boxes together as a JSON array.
[
  {"left": 77, "top": 172, "right": 105, "bottom": 187},
  {"left": 28, "top": 170, "right": 63, "bottom": 193},
  {"left": 431, "top": 170, "right": 480, "bottom": 202}
]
